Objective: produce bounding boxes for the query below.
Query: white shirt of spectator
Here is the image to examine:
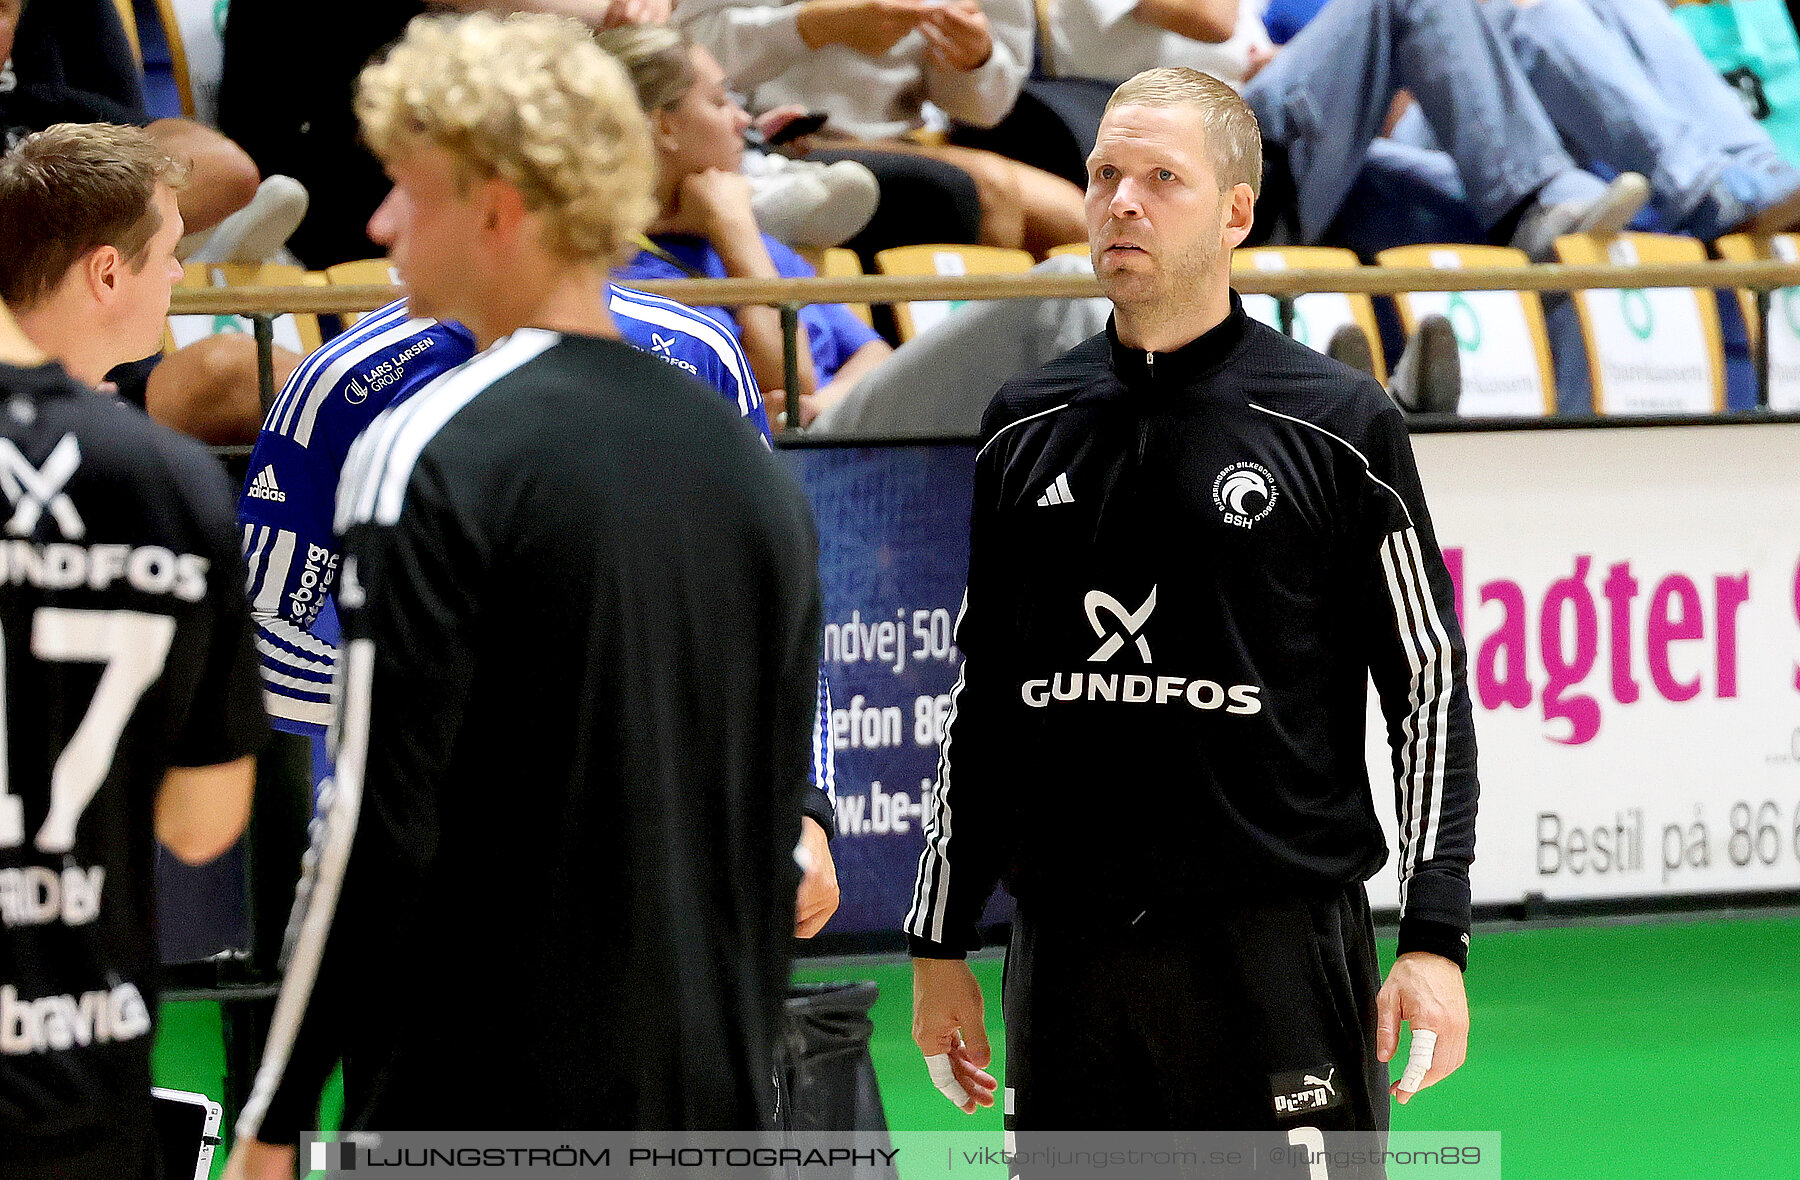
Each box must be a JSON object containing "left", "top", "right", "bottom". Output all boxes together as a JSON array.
[
  {"left": 1043, "top": 0, "right": 1273, "bottom": 89},
  {"left": 676, "top": 0, "right": 1035, "bottom": 141}
]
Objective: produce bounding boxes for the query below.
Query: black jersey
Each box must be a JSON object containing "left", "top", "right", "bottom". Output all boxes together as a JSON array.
[
  {"left": 240, "top": 331, "right": 821, "bottom": 1139},
  {"left": 905, "top": 297, "right": 1479, "bottom": 968},
  {"left": 0, "top": 363, "right": 266, "bottom": 1176}
]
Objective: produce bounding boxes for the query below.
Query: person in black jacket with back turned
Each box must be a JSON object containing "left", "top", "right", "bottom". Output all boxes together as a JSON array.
[
  {"left": 223, "top": 15, "right": 820, "bottom": 1178},
  {"left": 906, "top": 66, "right": 1478, "bottom": 1154}
]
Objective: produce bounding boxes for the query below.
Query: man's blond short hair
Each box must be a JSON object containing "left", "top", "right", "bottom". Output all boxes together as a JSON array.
[
  {"left": 1105, "top": 68, "right": 1262, "bottom": 198},
  {"left": 0, "top": 122, "right": 187, "bottom": 310},
  {"left": 356, "top": 11, "right": 655, "bottom": 266}
]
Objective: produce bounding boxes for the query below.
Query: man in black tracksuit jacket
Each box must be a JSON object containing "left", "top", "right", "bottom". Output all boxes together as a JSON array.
[{"left": 906, "top": 67, "right": 1478, "bottom": 1150}]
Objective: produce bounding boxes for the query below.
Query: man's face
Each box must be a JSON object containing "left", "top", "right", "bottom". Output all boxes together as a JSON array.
[
  {"left": 1085, "top": 103, "right": 1233, "bottom": 315},
  {"left": 367, "top": 145, "right": 487, "bottom": 323},
  {"left": 110, "top": 183, "right": 184, "bottom": 362}
]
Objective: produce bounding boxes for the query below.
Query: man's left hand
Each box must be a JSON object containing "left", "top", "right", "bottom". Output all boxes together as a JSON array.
[
  {"left": 795, "top": 817, "right": 840, "bottom": 937},
  {"left": 920, "top": 1, "right": 994, "bottom": 72},
  {"left": 1375, "top": 951, "right": 1469, "bottom": 1104}
]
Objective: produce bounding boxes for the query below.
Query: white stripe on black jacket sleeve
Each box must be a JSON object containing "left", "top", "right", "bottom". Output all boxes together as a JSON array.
[
  {"left": 1359, "top": 407, "right": 1479, "bottom": 970},
  {"left": 903, "top": 414, "right": 1018, "bottom": 959}
]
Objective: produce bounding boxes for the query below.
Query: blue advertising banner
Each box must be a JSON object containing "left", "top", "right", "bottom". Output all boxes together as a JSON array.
[
  {"left": 785, "top": 443, "right": 1009, "bottom": 938},
  {"left": 157, "top": 443, "right": 996, "bottom": 963}
]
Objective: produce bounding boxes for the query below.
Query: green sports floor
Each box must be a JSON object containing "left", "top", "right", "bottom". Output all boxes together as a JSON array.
[{"left": 153, "top": 911, "right": 1800, "bottom": 1179}]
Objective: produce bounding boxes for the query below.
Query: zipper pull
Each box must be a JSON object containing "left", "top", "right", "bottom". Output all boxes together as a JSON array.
[{"left": 1139, "top": 353, "right": 1154, "bottom": 461}]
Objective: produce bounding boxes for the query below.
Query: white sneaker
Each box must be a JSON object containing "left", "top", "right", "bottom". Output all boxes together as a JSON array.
[
  {"left": 1511, "top": 172, "right": 1649, "bottom": 262},
  {"left": 747, "top": 155, "right": 879, "bottom": 248},
  {"left": 184, "top": 175, "right": 311, "bottom": 264}
]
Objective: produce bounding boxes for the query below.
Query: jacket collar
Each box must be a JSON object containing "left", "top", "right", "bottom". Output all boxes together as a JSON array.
[
  {"left": 1, "top": 359, "right": 80, "bottom": 399},
  {"left": 1107, "top": 291, "right": 1249, "bottom": 389}
]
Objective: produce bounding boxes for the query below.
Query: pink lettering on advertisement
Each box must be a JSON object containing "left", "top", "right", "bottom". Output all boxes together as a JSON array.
[
  {"left": 1541, "top": 556, "right": 1600, "bottom": 745},
  {"left": 1449, "top": 549, "right": 1753, "bottom": 743},
  {"left": 1648, "top": 574, "right": 1704, "bottom": 702},
  {"left": 1602, "top": 561, "right": 1640, "bottom": 705},
  {"left": 1792, "top": 558, "right": 1800, "bottom": 694},
  {"left": 1714, "top": 574, "right": 1749, "bottom": 699},
  {"left": 1477, "top": 579, "right": 1532, "bottom": 711}
]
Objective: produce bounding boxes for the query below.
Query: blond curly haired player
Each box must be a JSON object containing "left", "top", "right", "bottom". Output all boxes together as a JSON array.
[{"left": 224, "top": 14, "right": 824, "bottom": 1174}]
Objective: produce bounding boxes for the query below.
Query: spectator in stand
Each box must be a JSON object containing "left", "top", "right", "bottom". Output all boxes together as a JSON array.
[
  {"left": 677, "top": 0, "right": 1088, "bottom": 254},
  {"left": 0, "top": 0, "right": 307, "bottom": 444},
  {"left": 1043, "top": 0, "right": 1800, "bottom": 253},
  {"left": 2, "top": 0, "right": 258, "bottom": 233},
  {"left": 608, "top": 23, "right": 1462, "bottom": 428},
  {"left": 606, "top": 24, "right": 892, "bottom": 420},
  {"left": 1479, "top": 0, "right": 1800, "bottom": 241},
  {"left": 219, "top": 0, "right": 676, "bottom": 270},
  {"left": 1036, "top": 0, "right": 1650, "bottom": 257},
  {"left": 1041, "top": 0, "right": 1273, "bottom": 95}
]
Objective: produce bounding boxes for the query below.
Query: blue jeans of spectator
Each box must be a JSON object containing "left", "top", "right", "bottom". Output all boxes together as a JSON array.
[
  {"left": 1493, "top": 0, "right": 1800, "bottom": 236},
  {"left": 1244, "top": 0, "right": 1587, "bottom": 242}
]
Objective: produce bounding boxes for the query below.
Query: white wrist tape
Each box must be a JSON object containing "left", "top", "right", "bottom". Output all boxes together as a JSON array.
[
  {"left": 1398, "top": 1029, "right": 1438, "bottom": 1093},
  {"left": 926, "top": 1053, "right": 971, "bottom": 1108}
]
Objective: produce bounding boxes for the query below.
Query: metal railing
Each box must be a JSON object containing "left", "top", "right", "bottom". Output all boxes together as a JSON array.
[{"left": 171, "top": 260, "right": 1800, "bottom": 431}]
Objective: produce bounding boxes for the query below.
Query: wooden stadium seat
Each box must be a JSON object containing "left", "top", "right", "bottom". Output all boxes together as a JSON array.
[
  {"left": 1375, "top": 244, "right": 1555, "bottom": 417},
  {"left": 1231, "top": 247, "right": 1386, "bottom": 382},
  {"left": 323, "top": 260, "right": 404, "bottom": 325},
  {"left": 325, "top": 259, "right": 402, "bottom": 287},
  {"left": 1553, "top": 232, "right": 1724, "bottom": 414},
  {"left": 792, "top": 246, "right": 872, "bottom": 327},
  {"left": 1714, "top": 233, "right": 1800, "bottom": 411},
  {"left": 113, "top": 0, "right": 142, "bottom": 63},
  {"left": 165, "top": 262, "right": 325, "bottom": 358},
  {"left": 148, "top": 0, "right": 198, "bottom": 119},
  {"left": 874, "top": 244, "right": 1035, "bottom": 341}
]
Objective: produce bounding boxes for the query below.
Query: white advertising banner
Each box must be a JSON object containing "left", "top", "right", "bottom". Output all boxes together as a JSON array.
[
  {"left": 168, "top": 312, "right": 306, "bottom": 357},
  {"left": 1362, "top": 423, "right": 1800, "bottom": 907},
  {"left": 1580, "top": 238, "right": 1718, "bottom": 414},
  {"left": 168, "top": 0, "right": 227, "bottom": 125},
  {"left": 904, "top": 252, "right": 970, "bottom": 339},
  {"left": 168, "top": 269, "right": 307, "bottom": 356},
  {"left": 1760, "top": 235, "right": 1800, "bottom": 412},
  {"left": 1241, "top": 292, "right": 1361, "bottom": 356},
  {"left": 1402, "top": 250, "right": 1549, "bottom": 418}
]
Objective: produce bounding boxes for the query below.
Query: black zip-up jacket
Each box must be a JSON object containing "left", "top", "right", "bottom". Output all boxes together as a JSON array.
[{"left": 905, "top": 295, "right": 1479, "bottom": 968}]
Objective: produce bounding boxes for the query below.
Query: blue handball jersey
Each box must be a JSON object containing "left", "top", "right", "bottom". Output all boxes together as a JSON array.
[{"left": 237, "top": 287, "right": 833, "bottom": 805}]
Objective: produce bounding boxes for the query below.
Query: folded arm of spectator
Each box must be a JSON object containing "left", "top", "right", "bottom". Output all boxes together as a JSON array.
[
  {"left": 658, "top": 167, "right": 820, "bottom": 402},
  {"left": 438, "top": 0, "right": 673, "bottom": 28},
  {"left": 679, "top": 0, "right": 820, "bottom": 91},
  {"left": 1127, "top": 0, "right": 1239, "bottom": 44},
  {"left": 921, "top": 0, "right": 1030, "bottom": 128}
]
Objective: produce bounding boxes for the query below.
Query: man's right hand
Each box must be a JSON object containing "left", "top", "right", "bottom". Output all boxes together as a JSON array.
[
  {"left": 911, "top": 957, "right": 998, "bottom": 1114},
  {"left": 798, "top": 0, "right": 934, "bottom": 58}
]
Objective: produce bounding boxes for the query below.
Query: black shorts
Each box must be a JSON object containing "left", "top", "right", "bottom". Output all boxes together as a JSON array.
[
  {"left": 0, "top": 1126, "right": 158, "bottom": 1180},
  {"left": 1003, "top": 885, "right": 1387, "bottom": 1147}
]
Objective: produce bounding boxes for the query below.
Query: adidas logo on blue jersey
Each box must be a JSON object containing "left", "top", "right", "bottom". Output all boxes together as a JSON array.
[{"left": 246, "top": 465, "right": 286, "bottom": 503}]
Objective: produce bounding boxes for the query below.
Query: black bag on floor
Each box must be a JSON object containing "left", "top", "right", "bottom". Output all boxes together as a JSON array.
[{"left": 777, "top": 981, "right": 897, "bottom": 1179}]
